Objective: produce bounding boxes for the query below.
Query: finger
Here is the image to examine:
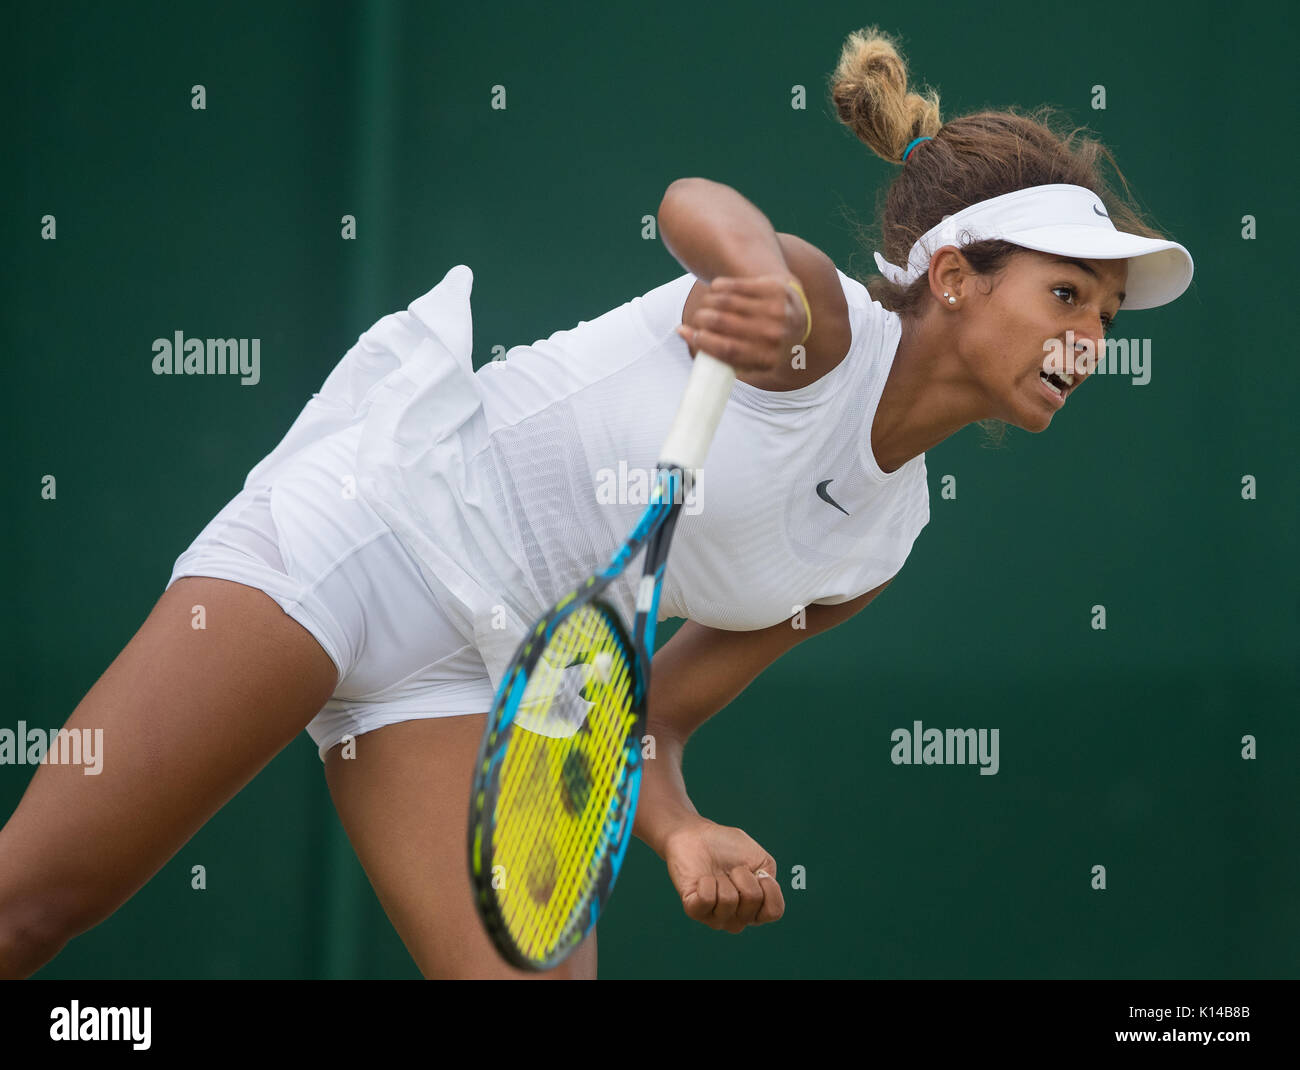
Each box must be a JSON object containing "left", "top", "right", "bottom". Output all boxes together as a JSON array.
[
  {"left": 696, "top": 301, "right": 794, "bottom": 351},
  {"left": 694, "top": 306, "right": 771, "bottom": 342},
  {"left": 681, "top": 876, "right": 717, "bottom": 923},
  {"left": 676, "top": 326, "right": 742, "bottom": 367},
  {"left": 701, "top": 288, "right": 787, "bottom": 330},
  {"left": 710, "top": 874, "right": 741, "bottom": 930},
  {"left": 673, "top": 324, "right": 697, "bottom": 356},
  {"left": 754, "top": 866, "right": 786, "bottom": 924},
  {"left": 708, "top": 279, "right": 794, "bottom": 322},
  {"left": 728, "top": 866, "right": 765, "bottom": 929},
  {"left": 699, "top": 289, "right": 767, "bottom": 315},
  {"left": 676, "top": 322, "right": 781, "bottom": 371},
  {"left": 710, "top": 275, "right": 788, "bottom": 295}
]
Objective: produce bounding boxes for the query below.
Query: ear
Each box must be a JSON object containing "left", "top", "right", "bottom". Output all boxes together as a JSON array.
[{"left": 927, "top": 245, "right": 970, "bottom": 306}]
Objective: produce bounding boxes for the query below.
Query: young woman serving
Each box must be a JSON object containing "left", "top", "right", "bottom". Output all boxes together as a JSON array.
[{"left": 0, "top": 27, "right": 1191, "bottom": 979}]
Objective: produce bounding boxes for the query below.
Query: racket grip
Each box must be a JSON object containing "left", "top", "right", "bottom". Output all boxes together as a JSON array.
[{"left": 658, "top": 351, "right": 736, "bottom": 471}]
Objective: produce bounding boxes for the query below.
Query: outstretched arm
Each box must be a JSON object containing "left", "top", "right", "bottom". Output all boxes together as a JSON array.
[{"left": 633, "top": 581, "right": 890, "bottom": 932}]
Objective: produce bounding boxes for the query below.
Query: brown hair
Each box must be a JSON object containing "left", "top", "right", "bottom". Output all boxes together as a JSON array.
[{"left": 827, "top": 26, "right": 1166, "bottom": 444}]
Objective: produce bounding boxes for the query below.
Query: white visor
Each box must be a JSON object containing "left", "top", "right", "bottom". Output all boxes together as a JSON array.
[{"left": 872, "top": 183, "right": 1194, "bottom": 311}]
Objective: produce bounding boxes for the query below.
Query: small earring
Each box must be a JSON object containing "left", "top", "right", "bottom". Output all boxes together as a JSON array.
[{"left": 944, "top": 292, "right": 956, "bottom": 305}]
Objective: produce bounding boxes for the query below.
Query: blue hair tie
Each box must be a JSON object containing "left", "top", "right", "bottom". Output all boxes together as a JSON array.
[{"left": 902, "top": 136, "right": 933, "bottom": 163}]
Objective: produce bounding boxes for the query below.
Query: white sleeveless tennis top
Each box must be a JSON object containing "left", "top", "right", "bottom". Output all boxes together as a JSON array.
[{"left": 244, "top": 264, "right": 930, "bottom": 696}]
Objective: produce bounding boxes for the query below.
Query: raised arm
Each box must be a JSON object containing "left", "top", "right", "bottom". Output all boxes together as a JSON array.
[{"left": 658, "top": 177, "right": 853, "bottom": 391}]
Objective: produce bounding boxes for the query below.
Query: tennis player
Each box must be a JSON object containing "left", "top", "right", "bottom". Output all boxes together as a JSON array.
[{"left": 0, "top": 27, "right": 1192, "bottom": 979}]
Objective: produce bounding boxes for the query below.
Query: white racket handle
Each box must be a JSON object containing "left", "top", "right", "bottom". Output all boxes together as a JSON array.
[{"left": 658, "top": 351, "right": 736, "bottom": 471}]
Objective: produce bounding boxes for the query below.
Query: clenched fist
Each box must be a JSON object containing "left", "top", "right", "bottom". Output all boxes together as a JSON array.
[
  {"left": 662, "top": 817, "right": 785, "bottom": 934},
  {"left": 675, "top": 274, "right": 809, "bottom": 376}
]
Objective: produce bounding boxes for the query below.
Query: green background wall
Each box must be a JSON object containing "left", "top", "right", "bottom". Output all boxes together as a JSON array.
[{"left": 3, "top": 1, "right": 1295, "bottom": 978}]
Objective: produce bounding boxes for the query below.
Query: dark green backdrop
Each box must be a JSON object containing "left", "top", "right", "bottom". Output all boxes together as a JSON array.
[{"left": 3, "top": 1, "right": 1295, "bottom": 979}]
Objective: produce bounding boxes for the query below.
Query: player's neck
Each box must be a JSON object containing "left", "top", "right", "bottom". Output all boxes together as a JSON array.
[{"left": 870, "top": 310, "right": 990, "bottom": 474}]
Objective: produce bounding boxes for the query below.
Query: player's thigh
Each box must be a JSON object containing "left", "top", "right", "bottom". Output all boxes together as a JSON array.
[
  {"left": 0, "top": 577, "right": 338, "bottom": 958},
  {"left": 323, "top": 715, "right": 597, "bottom": 980}
]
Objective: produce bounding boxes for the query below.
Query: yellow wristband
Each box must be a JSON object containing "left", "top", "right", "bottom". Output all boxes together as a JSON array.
[{"left": 786, "top": 277, "right": 813, "bottom": 345}]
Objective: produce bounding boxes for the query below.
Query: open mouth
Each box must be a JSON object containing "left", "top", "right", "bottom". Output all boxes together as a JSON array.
[{"left": 1038, "top": 369, "right": 1075, "bottom": 399}]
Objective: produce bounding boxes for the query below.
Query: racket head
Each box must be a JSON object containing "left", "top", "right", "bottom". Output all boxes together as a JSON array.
[{"left": 468, "top": 592, "right": 647, "bottom": 971}]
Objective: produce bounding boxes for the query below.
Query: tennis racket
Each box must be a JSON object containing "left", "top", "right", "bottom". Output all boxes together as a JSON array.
[{"left": 468, "top": 349, "right": 736, "bottom": 971}]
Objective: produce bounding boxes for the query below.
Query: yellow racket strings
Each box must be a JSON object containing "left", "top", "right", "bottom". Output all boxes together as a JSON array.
[
  {"left": 497, "top": 608, "right": 633, "bottom": 957},
  {"left": 496, "top": 610, "right": 631, "bottom": 957},
  {"left": 494, "top": 605, "right": 636, "bottom": 960}
]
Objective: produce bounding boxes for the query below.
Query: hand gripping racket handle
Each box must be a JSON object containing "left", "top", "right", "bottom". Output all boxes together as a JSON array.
[{"left": 657, "top": 351, "right": 736, "bottom": 471}]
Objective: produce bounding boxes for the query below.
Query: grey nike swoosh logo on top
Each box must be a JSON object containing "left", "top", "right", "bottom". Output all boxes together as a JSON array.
[
  {"left": 816, "top": 479, "right": 850, "bottom": 516},
  {"left": 1093, "top": 204, "right": 1109, "bottom": 218}
]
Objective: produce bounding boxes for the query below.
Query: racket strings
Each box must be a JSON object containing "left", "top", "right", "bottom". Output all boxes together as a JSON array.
[
  {"left": 493, "top": 604, "right": 636, "bottom": 960},
  {"left": 505, "top": 618, "right": 632, "bottom": 954},
  {"left": 498, "top": 619, "right": 590, "bottom": 912},
  {"left": 501, "top": 684, "right": 628, "bottom": 953},
  {"left": 541, "top": 657, "right": 633, "bottom": 934},
  {"left": 498, "top": 610, "right": 595, "bottom": 856}
]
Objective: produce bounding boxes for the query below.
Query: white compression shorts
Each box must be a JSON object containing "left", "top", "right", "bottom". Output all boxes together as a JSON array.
[{"left": 166, "top": 423, "right": 497, "bottom": 761}]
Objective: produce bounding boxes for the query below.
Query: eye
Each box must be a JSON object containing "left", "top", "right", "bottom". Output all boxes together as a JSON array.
[{"left": 1053, "top": 284, "right": 1113, "bottom": 335}]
